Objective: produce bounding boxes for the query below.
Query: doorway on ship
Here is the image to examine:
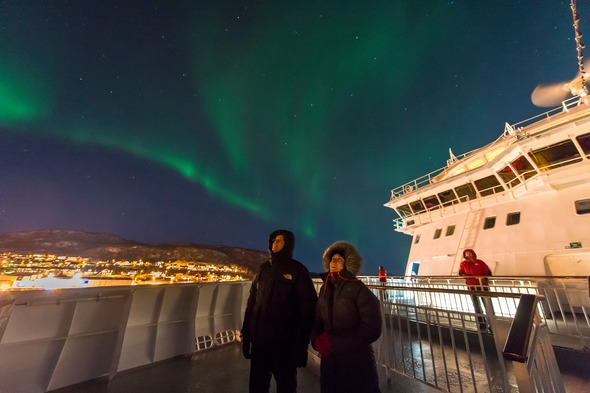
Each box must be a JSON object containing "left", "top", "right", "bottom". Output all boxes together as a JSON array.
[
  {"left": 409, "top": 261, "right": 420, "bottom": 276},
  {"left": 405, "top": 262, "right": 420, "bottom": 284}
]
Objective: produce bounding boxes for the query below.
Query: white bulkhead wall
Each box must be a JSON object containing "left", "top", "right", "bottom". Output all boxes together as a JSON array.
[{"left": 405, "top": 186, "right": 590, "bottom": 277}]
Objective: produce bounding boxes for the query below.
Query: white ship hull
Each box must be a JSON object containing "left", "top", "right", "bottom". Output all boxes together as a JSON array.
[{"left": 385, "top": 97, "right": 590, "bottom": 277}]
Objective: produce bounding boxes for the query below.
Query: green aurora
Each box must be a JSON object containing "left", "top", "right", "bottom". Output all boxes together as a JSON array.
[{"left": 0, "top": 1, "right": 579, "bottom": 272}]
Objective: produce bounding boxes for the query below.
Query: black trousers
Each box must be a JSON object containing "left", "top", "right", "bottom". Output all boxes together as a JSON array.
[
  {"left": 469, "top": 286, "right": 493, "bottom": 331},
  {"left": 249, "top": 348, "right": 297, "bottom": 393},
  {"left": 471, "top": 294, "right": 488, "bottom": 330}
]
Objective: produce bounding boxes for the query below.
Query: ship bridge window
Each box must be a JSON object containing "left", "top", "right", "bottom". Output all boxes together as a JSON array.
[
  {"left": 474, "top": 175, "right": 504, "bottom": 197},
  {"left": 454, "top": 183, "right": 477, "bottom": 202},
  {"left": 576, "top": 132, "right": 590, "bottom": 157},
  {"left": 423, "top": 195, "right": 441, "bottom": 210},
  {"left": 466, "top": 157, "right": 485, "bottom": 170},
  {"left": 396, "top": 204, "right": 412, "bottom": 217},
  {"left": 433, "top": 228, "right": 442, "bottom": 239},
  {"left": 528, "top": 139, "right": 582, "bottom": 171},
  {"left": 446, "top": 225, "right": 456, "bottom": 236},
  {"left": 485, "top": 146, "right": 506, "bottom": 162},
  {"left": 575, "top": 198, "right": 590, "bottom": 215},
  {"left": 483, "top": 216, "right": 496, "bottom": 230},
  {"left": 414, "top": 234, "right": 421, "bottom": 244},
  {"left": 510, "top": 155, "right": 536, "bottom": 180},
  {"left": 438, "top": 189, "right": 458, "bottom": 206},
  {"left": 410, "top": 200, "right": 426, "bottom": 214},
  {"left": 506, "top": 211, "right": 521, "bottom": 226},
  {"left": 497, "top": 166, "right": 520, "bottom": 188}
]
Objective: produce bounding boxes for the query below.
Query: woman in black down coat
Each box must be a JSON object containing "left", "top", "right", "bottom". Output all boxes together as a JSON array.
[{"left": 311, "top": 241, "right": 382, "bottom": 393}]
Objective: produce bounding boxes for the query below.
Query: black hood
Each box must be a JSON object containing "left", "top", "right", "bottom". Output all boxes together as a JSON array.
[{"left": 268, "top": 229, "right": 295, "bottom": 261}]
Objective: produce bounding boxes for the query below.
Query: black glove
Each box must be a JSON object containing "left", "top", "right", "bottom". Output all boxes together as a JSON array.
[
  {"left": 241, "top": 337, "right": 251, "bottom": 359},
  {"left": 291, "top": 347, "right": 308, "bottom": 368}
]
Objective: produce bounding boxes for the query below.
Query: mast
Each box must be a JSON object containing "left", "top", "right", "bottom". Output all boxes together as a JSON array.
[{"left": 570, "top": 0, "right": 588, "bottom": 97}]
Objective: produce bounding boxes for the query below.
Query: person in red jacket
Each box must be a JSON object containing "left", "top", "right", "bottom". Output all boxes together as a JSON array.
[
  {"left": 458, "top": 249, "right": 492, "bottom": 332},
  {"left": 378, "top": 266, "right": 387, "bottom": 285}
]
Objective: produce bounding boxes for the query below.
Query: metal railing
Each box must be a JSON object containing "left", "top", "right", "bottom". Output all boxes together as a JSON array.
[
  {"left": 1, "top": 276, "right": 586, "bottom": 392},
  {"left": 387, "top": 95, "right": 589, "bottom": 202},
  {"left": 0, "top": 282, "right": 250, "bottom": 393},
  {"left": 502, "top": 294, "right": 566, "bottom": 393},
  {"left": 362, "top": 279, "right": 570, "bottom": 392},
  {"left": 362, "top": 275, "right": 590, "bottom": 350},
  {"left": 390, "top": 165, "right": 544, "bottom": 230}
]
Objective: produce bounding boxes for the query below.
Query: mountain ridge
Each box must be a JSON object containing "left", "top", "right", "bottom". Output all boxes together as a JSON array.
[{"left": 0, "top": 229, "right": 268, "bottom": 273}]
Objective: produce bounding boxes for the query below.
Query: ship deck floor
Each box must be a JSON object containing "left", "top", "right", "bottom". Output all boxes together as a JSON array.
[
  {"left": 51, "top": 342, "right": 441, "bottom": 393},
  {"left": 47, "top": 337, "right": 590, "bottom": 393}
]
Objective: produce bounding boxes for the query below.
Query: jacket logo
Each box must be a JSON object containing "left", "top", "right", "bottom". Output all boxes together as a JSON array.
[{"left": 283, "top": 273, "right": 293, "bottom": 280}]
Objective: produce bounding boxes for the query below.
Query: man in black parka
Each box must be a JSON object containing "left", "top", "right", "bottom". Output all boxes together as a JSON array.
[{"left": 241, "top": 229, "right": 317, "bottom": 393}]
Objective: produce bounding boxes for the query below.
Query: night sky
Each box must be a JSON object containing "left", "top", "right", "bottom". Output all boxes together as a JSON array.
[{"left": 0, "top": 1, "right": 586, "bottom": 275}]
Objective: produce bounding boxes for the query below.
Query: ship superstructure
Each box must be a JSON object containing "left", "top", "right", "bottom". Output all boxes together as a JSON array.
[{"left": 385, "top": 96, "right": 590, "bottom": 277}]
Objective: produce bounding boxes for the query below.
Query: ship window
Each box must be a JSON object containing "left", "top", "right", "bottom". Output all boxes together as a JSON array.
[
  {"left": 575, "top": 198, "right": 590, "bottom": 214},
  {"left": 455, "top": 183, "right": 477, "bottom": 202},
  {"left": 474, "top": 175, "right": 504, "bottom": 197},
  {"left": 396, "top": 204, "right": 412, "bottom": 217},
  {"left": 423, "top": 195, "right": 440, "bottom": 210},
  {"left": 497, "top": 166, "right": 520, "bottom": 188},
  {"left": 576, "top": 132, "right": 590, "bottom": 157},
  {"left": 406, "top": 219, "right": 415, "bottom": 226},
  {"left": 446, "top": 225, "right": 456, "bottom": 236},
  {"left": 414, "top": 234, "right": 421, "bottom": 244},
  {"left": 434, "top": 228, "right": 442, "bottom": 239},
  {"left": 485, "top": 146, "right": 506, "bottom": 162},
  {"left": 506, "top": 212, "right": 521, "bottom": 226},
  {"left": 466, "top": 157, "right": 485, "bottom": 170},
  {"left": 528, "top": 139, "right": 582, "bottom": 170},
  {"left": 510, "top": 155, "right": 536, "bottom": 180},
  {"left": 410, "top": 200, "right": 426, "bottom": 214},
  {"left": 483, "top": 216, "right": 496, "bottom": 229},
  {"left": 438, "top": 189, "right": 458, "bottom": 206}
]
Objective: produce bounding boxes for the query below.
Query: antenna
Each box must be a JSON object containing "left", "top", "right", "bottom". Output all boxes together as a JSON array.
[
  {"left": 532, "top": 2, "right": 590, "bottom": 106},
  {"left": 504, "top": 122, "right": 515, "bottom": 137},
  {"left": 447, "top": 148, "right": 458, "bottom": 167},
  {"left": 570, "top": 0, "right": 588, "bottom": 97}
]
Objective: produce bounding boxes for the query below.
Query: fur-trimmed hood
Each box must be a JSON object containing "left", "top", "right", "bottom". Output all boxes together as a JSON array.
[{"left": 321, "top": 241, "right": 363, "bottom": 276}]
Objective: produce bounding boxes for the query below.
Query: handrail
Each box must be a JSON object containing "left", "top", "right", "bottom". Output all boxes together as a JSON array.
[
  {"left": 511, "top": 95, "right": 588, "bottom": 129},
  {"left": 387, "top": 150, "right": 576, "bottom": 227},
  {"left": 387, "top": 95, "right": 589, "bottom": 202},
  {"left": 0, "top": 281, "right": 250, "bottom": 392},
  {"left": 371, "top": 279, "right": 567, "bottom": 392},
  {"left": 503, "top": 294, "right": 539, "bottom": 362}
]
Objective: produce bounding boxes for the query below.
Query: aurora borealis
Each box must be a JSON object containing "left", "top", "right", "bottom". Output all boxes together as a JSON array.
[{"left": 0, "top": 1, "right": 586, "bottom": 274}]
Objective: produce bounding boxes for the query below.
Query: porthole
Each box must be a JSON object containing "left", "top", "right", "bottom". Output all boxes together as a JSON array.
[
  {"left": 575, "top": 198, "right": 590, "bottom": 215},
  {"left": 506, "top": 212, "right": 521, "bottom": 226},
  {"left": 433, "top": 228, "right": 442, "bottom": 239},
  {"left": 483, "top": 216, "right": 496, "bottom": 230},
  {"left": 446, "top": 225, "right": 456, "bottom": 236}
]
